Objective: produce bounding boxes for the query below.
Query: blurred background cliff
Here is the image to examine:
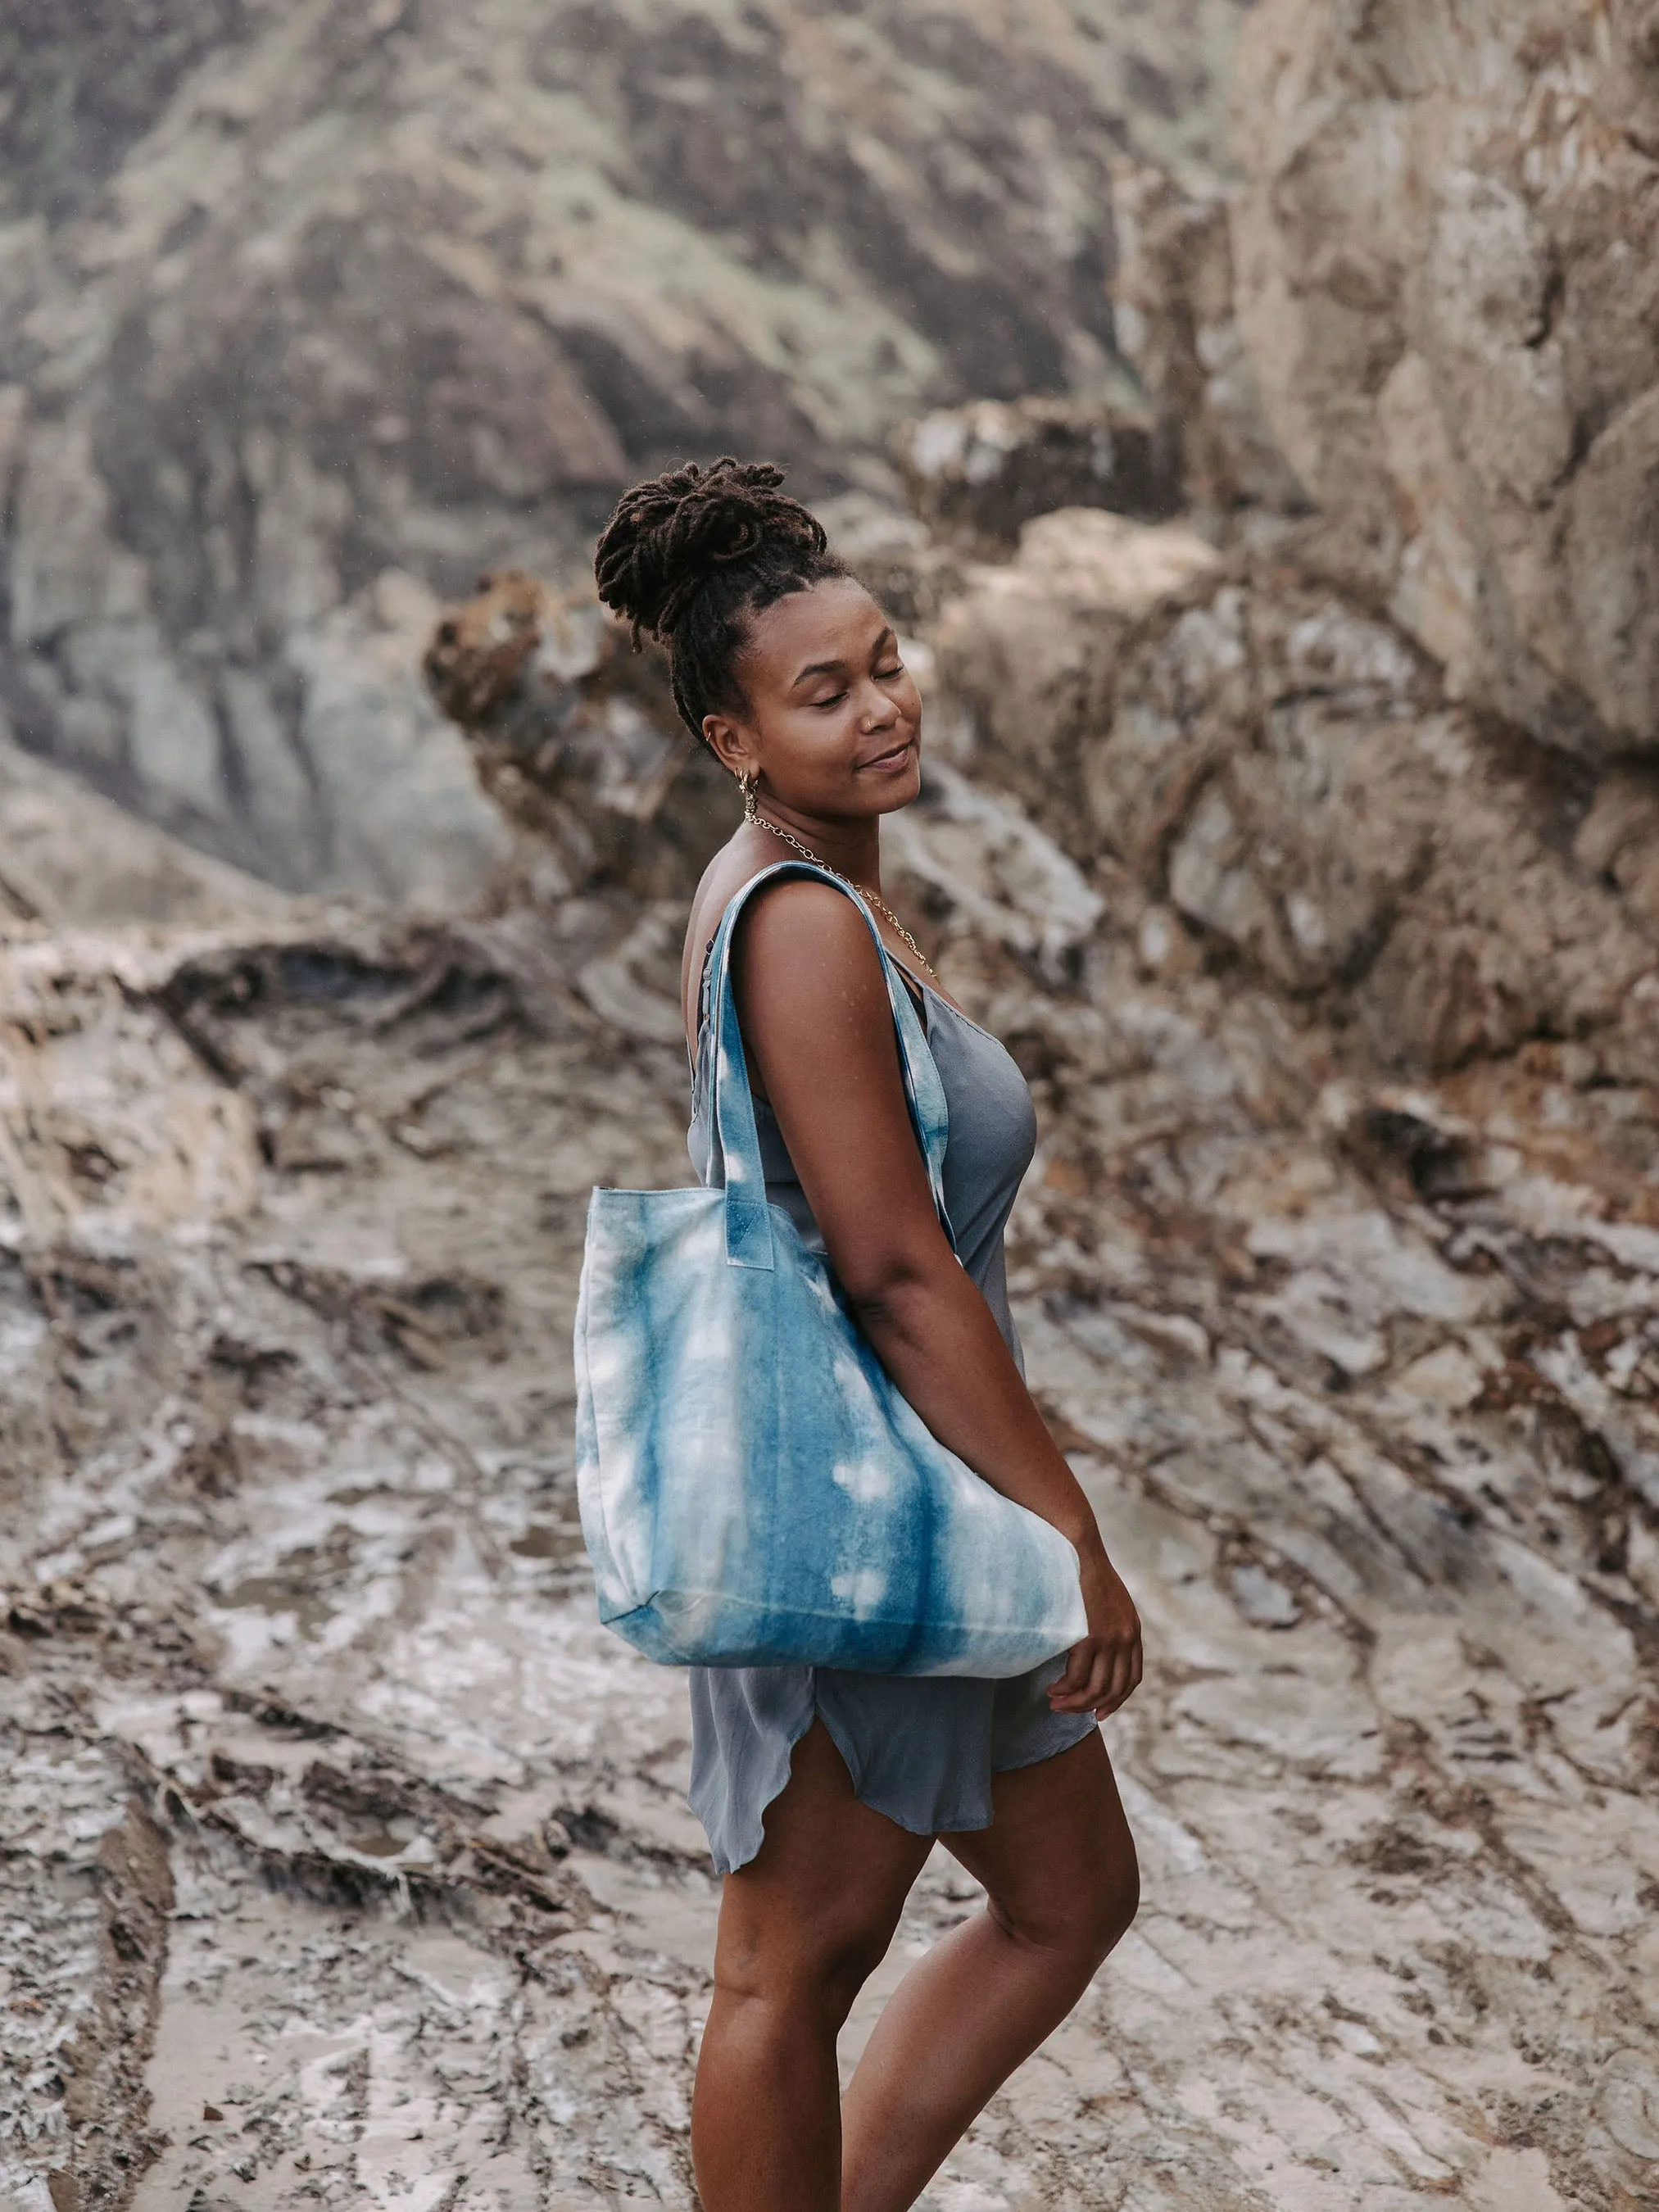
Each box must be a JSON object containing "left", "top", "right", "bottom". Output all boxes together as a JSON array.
[
  {"left": 0, "top": 0, "right": 1244, "bottom": 909},
  {"left": 5, "top": 7, "right": 1659, "bottom": 2210}
]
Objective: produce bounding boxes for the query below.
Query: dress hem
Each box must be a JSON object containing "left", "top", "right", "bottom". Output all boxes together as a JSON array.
[{"left": 702, "top": 1692, "right": 1097, "bottom": 1875}]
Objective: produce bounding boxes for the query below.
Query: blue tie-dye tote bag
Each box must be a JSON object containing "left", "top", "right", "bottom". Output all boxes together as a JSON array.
[{"left": 573, "top": 861, "right": 1087, "bottom": 1675}]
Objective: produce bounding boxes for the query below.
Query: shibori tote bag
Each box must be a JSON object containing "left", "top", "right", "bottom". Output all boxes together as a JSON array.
[{"left": 573, "top": 860, "right": 1087, "bottom": 1675}]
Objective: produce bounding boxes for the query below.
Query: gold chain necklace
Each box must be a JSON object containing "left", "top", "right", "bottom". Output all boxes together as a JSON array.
[{"left": 744, "top": 784, "right": 939, "bottom": 983}]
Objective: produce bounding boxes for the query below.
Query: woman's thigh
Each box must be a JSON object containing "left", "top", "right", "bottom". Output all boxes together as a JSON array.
[
  {"left": 712, "top": 1720, "right": 935, "bottom": 2012},
  {"left": 942, "top": 1731, "right": 1138, "bottom": 1958}
]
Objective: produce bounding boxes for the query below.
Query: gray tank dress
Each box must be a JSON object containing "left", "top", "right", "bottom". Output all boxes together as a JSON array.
[{"left": 685, "top": 934, "right": 1097, "bottom": 1876}]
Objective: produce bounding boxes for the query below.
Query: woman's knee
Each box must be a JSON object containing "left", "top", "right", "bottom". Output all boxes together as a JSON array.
[
  {"left": 714, "top": 1899, "right": 902, "bottom": 2028},
  {"left": 990, "top": 1844, "right": 1139, "bottom": 1971}
]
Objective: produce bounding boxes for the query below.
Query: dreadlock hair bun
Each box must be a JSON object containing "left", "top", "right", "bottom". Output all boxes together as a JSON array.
[{"left": 593, "top": 456, "right": 846, "bottom": 742}]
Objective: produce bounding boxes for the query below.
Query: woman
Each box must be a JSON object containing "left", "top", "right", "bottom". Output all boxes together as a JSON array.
[{"left": 593, "top": 458, "right": 1143, "bottom": 2212}]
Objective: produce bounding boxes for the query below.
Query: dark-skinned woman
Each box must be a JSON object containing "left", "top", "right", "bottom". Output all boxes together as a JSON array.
[{"left": 592, "top": 458, "right": 1143, "bottom": 2212}]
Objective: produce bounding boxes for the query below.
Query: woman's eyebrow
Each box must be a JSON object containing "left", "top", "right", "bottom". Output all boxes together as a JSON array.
[
  {"left": 790, "top": 629, "right": 897, "bottom": 689},
  {"left": 790, "top": 655, "right": 849, "bottom": 688}
]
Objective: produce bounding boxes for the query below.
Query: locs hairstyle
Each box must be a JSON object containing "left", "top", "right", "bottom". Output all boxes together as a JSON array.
[{"left": 593, "top": 457, "right": 845, "bottom": 742}]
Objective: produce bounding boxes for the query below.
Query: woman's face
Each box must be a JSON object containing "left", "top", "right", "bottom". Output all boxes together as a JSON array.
[{"left": 703, "top": 577, "right": 922, "bottom": 822}]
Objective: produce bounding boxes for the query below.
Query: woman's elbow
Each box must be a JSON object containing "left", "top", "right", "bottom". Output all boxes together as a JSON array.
[{"left": 836, "top": 1243, "right": 955, "bottom": 1330}]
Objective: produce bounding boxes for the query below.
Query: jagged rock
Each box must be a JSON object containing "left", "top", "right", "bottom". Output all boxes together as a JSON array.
[
  {"left": 932, "top": 506, "right": 1659, "bottom": 1078},
  {"left": 1232, "top": 0, "right": 1659, "bottom": 759},
  {"left": 1575, "top": 765, "right": 1659, "bottom": 934},
  {"left": 1095, "top": 564, "right": 1659, "bottom": 1075},
  {"left": 884, "top": 760, "right": 1105, "bottom": 986},
  {"left": 2, "top": 759, "right": 1657, "bottom": 2205},
  {"left": 421, "top": 569, "right": 737, "bottom": 901},
  {"left": 1108, "top": 158, "right": 1308, "bottom": 522},
  {"left": 0, "top": 0, "right": 1246, "bottom": 896},
  {"left": 6, "top": 11, "right": 1659, "bottom": 2202},
  {"left": 820, "top": 497, "right": 970, "bottom": 634},
  {"left": 929, "top": 505, "right": 1224, "bottom": 831},
  {"left": 895, "top": 397, "right": 1182, "bottom": 555}
]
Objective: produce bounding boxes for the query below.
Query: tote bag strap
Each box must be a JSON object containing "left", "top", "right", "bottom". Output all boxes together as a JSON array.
[{"left": 705, "top": 861, "right": 954, "bottom": 1270}]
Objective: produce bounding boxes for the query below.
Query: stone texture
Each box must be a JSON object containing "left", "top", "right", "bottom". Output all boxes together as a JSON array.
[
  {"left": 1231, "top": 0, "right": 1659, "bottom": 759},
  {"left": 1109, "top": 157, "right": 1309, "bottom": 524},
  {"left": 2, "top": 753, "right": 1656, "bottom": 2208},
  {"left": 929, "top": 505, "right": 1223, "bottom": 829},
  {"left": 5, "top": 7, "right": 1659, "bottom": 2205},
  {"left": 0, "top": 731, "right": 292, "bottom": 931},
  {"left": 931, "top": 507, "right": 1659, "bottom": 1082},
  {"left": 421, "top": 567, "right": 736, "bottom": 906},
  {"left": 894, "top": 397, "right": 1182, "bottom": 555},
  {"left": 0, "top": 0, "right": 1247, "bottom": 899}
]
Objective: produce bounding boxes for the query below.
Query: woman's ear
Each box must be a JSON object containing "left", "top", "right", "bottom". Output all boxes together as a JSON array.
[{"left": 702, "top": 714, "right": 750, "bottom": 782}]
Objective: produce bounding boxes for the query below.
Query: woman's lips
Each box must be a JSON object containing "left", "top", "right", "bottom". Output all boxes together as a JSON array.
[{"left": 857, "top": 737, "right": 915, "bottom": 773}]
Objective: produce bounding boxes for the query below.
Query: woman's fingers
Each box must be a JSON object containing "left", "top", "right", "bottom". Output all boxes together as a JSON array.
[
  {"left": 1049, "top": 1629, "right": 1146, "bottom": 1714},
  {"left": 1049, "top": 1636, "right": 1101, "bottom": 1711},
  {"left": 1093, "top": 1630, "right": 1145, "bottom": 1716},
  {"left": 1055, "top": 1637, "right": 1093, "bottom": 1700}
]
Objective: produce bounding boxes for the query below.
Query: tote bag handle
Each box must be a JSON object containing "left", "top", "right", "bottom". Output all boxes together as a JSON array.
[{"left": 704, "top": 862, "right": 954, "bottom": 1271}]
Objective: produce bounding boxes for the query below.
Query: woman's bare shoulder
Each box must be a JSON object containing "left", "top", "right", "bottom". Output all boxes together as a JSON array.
[
  {"left": 682, "top": 833, "right": 796, "bottom": 1034},
  {"left": 680, "top": 841, "right": 877, "bottom": 1042}
]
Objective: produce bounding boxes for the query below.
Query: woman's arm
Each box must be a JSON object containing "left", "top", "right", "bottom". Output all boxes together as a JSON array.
[{"left": 734, "top": 882, "right": 1141, "bottom": 1716}]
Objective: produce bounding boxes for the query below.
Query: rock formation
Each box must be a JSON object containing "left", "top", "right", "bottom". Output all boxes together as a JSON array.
[
  {"left": 894, "top": 397, "right": 1182, "bottom": 555},
  {"left": 931, "top": 510, "right": 1659, "bottom": 1082},
  {"left": 0, "top": 0, "right": 1246, "bottom": 904},
  {"left": 1232, "top": 0, "right": 1659, "bottom": 760},
  {"left": 5, "top": 678, "right": 1658, "bottom": 2205}
]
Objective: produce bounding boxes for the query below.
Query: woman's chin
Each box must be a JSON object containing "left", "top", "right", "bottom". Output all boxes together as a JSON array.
[{"left": 870, "top": 750, "right": 924, "bottom": 814}]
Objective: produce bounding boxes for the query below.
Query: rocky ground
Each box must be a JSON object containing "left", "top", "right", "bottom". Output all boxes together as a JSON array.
[{"left": 2, "top": 734, "right": 1656, "bottom": 2208}]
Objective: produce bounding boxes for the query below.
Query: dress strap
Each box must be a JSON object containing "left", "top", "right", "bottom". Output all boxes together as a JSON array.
[{"left": 701, "top": 862, "right": 954, "bottom": 1262}]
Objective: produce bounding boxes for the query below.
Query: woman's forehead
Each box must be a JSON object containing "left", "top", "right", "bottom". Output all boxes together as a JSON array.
[{"left": 745, "top": 576, "right": 885, "bottom": 674}]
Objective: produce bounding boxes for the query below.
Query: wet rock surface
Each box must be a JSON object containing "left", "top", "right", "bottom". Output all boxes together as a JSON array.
[{"left": 2, "top": 759, "right": 1656, "bottom": 2205}]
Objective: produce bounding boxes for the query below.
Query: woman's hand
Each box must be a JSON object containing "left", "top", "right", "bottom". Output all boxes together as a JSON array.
[{"left": 1047, "top": 1539, "right": 1143, "bottom": 1719}]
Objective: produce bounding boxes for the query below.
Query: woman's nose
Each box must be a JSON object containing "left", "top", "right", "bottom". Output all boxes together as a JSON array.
[{"left": 860, "top": 681, "right": 899, "bottom": 729}]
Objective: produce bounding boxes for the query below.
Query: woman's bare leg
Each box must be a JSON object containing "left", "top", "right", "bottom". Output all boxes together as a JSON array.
[
  {"left": 839, "top": 1731, "right": 1138, "bottom": 2212},
  {"left": 691, "top": 1720, "right": 933, "bottom": 2212}
]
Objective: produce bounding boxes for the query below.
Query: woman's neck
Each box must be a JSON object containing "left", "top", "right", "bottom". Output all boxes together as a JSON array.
[{"left": 751, "top": 799, "right": 882, "bottom": 893}]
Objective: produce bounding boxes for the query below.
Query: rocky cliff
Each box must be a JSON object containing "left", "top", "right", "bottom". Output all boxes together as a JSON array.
[
  {"left": 1233, "top": 0, "right": 1659, "bottom": 763},
  {"left": 0, "top": 0, "right": 1246, "bottom": 904}
]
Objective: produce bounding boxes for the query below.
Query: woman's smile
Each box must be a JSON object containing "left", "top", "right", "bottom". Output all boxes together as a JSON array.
[{"left": 856, "top": 735, "right": 916, "bottom": 775}]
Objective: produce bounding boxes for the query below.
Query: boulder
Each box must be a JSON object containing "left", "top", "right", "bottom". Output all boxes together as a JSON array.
[
  {"left": 1232, "top": 0, "right": 1659, "bottom": 759},
  {"left": 421, "top": 571, "right": 736, "bottom": 902},
  {"left": 928, "top": 507, "right": 1223, "bottom": 836},
  {"left": 895, "top": 399, "right": 1182, "bottom": 555},
  {"left": 932, "top": 514, "right": 1659, "bottom": 1079}
]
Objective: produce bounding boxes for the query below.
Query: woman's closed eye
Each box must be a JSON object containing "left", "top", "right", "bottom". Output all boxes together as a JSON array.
[{"left": 809, "top": 662, "right": 902, "bottom": 708}]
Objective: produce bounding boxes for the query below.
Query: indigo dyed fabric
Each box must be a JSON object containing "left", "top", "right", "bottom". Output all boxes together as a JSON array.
[{"left": 573, "top": 862, "right": 1088, "bottom": 1679}]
